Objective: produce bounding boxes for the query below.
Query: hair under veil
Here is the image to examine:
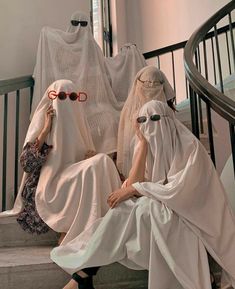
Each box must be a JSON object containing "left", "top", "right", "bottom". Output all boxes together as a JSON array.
[{"left": 117, "top": 65, "right": 176, "bottom": 178}]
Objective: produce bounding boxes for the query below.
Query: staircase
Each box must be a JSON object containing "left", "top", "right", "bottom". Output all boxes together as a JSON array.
[{"left": 0, "top": 216, "right": 148, "bottom": 289}]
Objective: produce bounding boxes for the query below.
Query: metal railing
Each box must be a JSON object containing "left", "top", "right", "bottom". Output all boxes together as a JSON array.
[
  {"left": 143, "top": 40, "right": 188, "bottom": 104},
  {"left": 184, "top": 0, "right": 235, "bottom": 175},
  {"left": 0, "top": 76, "right": 34, "bottom": 211}
]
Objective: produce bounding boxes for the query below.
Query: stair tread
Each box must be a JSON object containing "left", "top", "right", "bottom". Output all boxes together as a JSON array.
[
  {"left": 0, "top": 216, "right": 58, "bottom": 248},
  {"left": 0, "top": 246, "right": 53, "bottom": 268}
]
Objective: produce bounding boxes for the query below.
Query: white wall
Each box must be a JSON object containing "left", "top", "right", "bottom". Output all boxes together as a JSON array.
[
  {"left": 111, "top": 0, "right": 232, "bottom": 102},
  {"left": 119, "top": 0, "right": 231, "bottom": 52},
  {"left": 0, "top": 0, "right": 90, "bottom": 79},
  {"left": 110, "top": 0, "right": 127, "bottom": 55}
]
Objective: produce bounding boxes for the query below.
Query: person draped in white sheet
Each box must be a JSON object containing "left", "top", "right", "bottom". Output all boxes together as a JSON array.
[
  {"left": 32, "top": 11, "right": 123, "bottom": 154},
  {"left": 0, "top": 79, "right": 121, "bottom": 245},
  {"left": 104, "top": 43, "right": 146, "bottom": 103},
  {"left": 117, "top": 65, "right": 176, "bottom": 179},
  {"left": 51, "top": 98, "right": 235, "bottom": 289}
]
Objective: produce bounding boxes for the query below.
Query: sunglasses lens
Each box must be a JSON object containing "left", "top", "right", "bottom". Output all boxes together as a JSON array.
[
  {"left": 137, "top": 116, "right": 147, "bottom": 123},
  {"left": 71, "top": 20, "right": 88, "bottom": 27},
  {"left": 71, "top": 20, "right": 79, "bottom": 26},
  {"left": 58, "top": 92, "right": 67, "bottom": 100},
  {"left": 150, "top": 114, "right": 161, "bottom": 121},
  {"left": 69, "top": 92, "right": 78, "bottom": 101},
  {"left": 80, "top": 21, "right": 88, "bottom": 27}
]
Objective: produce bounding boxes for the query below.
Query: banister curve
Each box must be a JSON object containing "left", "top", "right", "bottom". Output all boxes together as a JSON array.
[{"left": 184, "top": 0, "right": 235, "bottom": 124}]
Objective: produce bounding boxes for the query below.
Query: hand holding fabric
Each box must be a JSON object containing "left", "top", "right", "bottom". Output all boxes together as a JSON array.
[
  {"left": 134, "top": 121, "right": 147, "bottom": 146},
  {"left": 42, "top": 104, "right": 55, "bottom": 135},
  {"left": 107, "top": 185, "right": 138, "bottom": 208}
]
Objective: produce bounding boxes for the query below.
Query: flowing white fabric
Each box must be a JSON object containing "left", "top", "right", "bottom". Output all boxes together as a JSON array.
[
  {"left": 132, "top": 101, "right": 235, "bottom": 287},
  {"left": 0, "top": 80, "right": 121, "bottom": 244},
  {"left": 104, "top": 43, "right": 146, "bottom": 103},
  {"left": 117, "top": 66, "right": 176, "bottom": 178},
  {"left": 221, "top": 155, "right": 235, "bottom": 213},
  {"left": 31, "top": 11, "right": 121, "bottom": 153},
  {"left": 51, "top": 100, "right": 234, "bottom": 289},
  {"left": 51, "top": 198, "right": 211, "bottom": 289}
]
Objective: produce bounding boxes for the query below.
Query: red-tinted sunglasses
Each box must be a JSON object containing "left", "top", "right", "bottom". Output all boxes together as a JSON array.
[{"left": 48, "top": 90, "right": 87, "bottom": 102}]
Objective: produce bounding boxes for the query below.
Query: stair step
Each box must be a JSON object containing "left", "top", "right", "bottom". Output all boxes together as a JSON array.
[
  {"left": 0, "top": 216, "right": 58, "bottom": 248},
  {"left": 0, "top": 246, "right": 148, "bottom": 289}
]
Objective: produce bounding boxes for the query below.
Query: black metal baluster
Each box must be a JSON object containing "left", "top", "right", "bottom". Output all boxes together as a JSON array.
[
  {"left": 206, "top": 102, "right": 216, "bottom": 166},
  {"left": 214, "top": 24, "right": 224, "bottom": 93},
  {"left": 211, "top": 37, "right": 217, "bottom": 85},
  {"left": 171, "top": 51, "right": 176, "bottom": 91},
  {"left": 2, "top": 94, "right": 8, "bottom": 211},
  {"left": 197, "top": 47, "right": 204, "bottom": 134},
  {"left": 228, "top": 12, "right": 235, "bottom": 72},
  {"left": 171, "top": 51, "right": 176, "bottom": 104},
  {"left": 14, "top": 90, "right": 20, "bottom": 199},
  {"left": 185, "top": 77, "right": 189, "bottom": 99},
  {"left": 194, "top": 49, "right": 204, "bottom": 134},
  {"left": 203, "top": 40, "right": 209, "bottom": 80},
  {"left": 225, "top": 31, "right": 232, "bottom": 75},
  {"left": 189, "top": 85, "right": 200, "bottom": 139},
  {"left": 157, "top": 55, "right": 160, "bottom": 69},
  {"left": 229, "top": 123, "right": 235, "bottom": 178},
  {"left": 30, "top": 86, "right": 34, "bottom": 113},
  {"left": 197, "top": 46, "right": 202, "bottom": 74}
]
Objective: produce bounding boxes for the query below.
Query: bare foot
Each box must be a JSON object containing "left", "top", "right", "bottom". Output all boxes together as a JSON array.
[
  {"left": 58, "top": 232, "right": 66, "bottom": 245},
  {"left": 62, "top": 279, "right": 77, "bottom": 289}
]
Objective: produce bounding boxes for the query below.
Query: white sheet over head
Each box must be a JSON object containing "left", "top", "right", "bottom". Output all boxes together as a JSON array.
[
  {"left": 117, "top": 66, "right": 175, "bottom": 177},
  {"left": 0, "top": 79, "right": 94, "bottom": 217},
  {"left": 51, "top": 101, "right": 222, "bottom": 289},
  {"left": 1, "top": 80, "right": 122, "bottom": 242},
  {"left": 133, "top": 100, "right": 235, "bottom": 286},
  {"left": 32, "top": 11, "right": 121, "bottom": 153},
  {"left": 104, "top": 43, "right": 146, "bottom": 103},
  {"left": 66, "top": 11, "right": 89, "bottom": 33}
]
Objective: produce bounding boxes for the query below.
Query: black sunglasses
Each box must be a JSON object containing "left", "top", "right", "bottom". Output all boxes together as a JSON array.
[
  {"left": 136, "top": 114, "right": 161, "bottom": 123},
  {"left": 71, "top": 20, "right": 88, "bottom": 27}
]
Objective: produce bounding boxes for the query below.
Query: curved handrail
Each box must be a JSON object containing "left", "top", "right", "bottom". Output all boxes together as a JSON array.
[
  {"left": 184, "top": 0, "right": 235, "bottom": 124},
  {"left": 0, "top": 75, "right": 34, "bottom": 95}
]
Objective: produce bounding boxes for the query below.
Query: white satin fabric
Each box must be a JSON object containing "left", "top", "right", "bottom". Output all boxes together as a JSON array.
[
  {"left": 51, "top": 100, "right": 235, "bottom": 289},
  {"left": 117, "top": 66, "right": 176, "bottom": 178},
  {"left": 0, "top": 80, "right": 121, "bottom": 244}
]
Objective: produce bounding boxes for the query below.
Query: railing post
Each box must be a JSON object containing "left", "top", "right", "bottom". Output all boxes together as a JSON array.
[
  {"left": 14, "top": 90, "right": 20, "bottom": 199},
  {"left": 229, "top": 123, "right": 235, "bottom": 178},
  {"left": 214, "top": 24, "right": 224, "bottom": 93},
  {"left": 2, "top": 94, "right": 8, "bottom": 211},
  {"left": 228, "top": 12, "right": 235, "bottom": 72},
  {"left": 189, "top": 85, "right": 200, "bottom": 139},
  {"left": 157, "top": 55, "right": 160, "bottom": 69},
  {"left": 206, "top": 102, "right": 216, "bottom": 166},
  {"left": 195, "top": 48, "right": 204, "bottom": 134}
]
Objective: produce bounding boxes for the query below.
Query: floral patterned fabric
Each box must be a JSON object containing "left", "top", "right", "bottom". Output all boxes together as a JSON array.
[{"left": 17, "top": 139, "right": 52, "bottom": 234}]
